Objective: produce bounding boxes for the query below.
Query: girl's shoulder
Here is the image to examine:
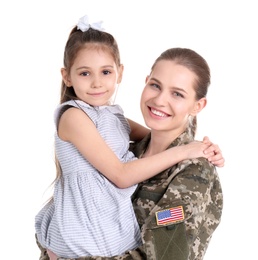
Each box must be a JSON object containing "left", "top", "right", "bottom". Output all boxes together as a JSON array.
[
  {"left": 54, "top": 100, "right": 91, "bottom": 123},
  {"left": 53, "top": 101, "right": 125, "bottom": 126}
]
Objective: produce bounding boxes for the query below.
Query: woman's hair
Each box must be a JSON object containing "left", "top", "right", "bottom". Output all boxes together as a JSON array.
[
  {"left": 151, "top": 48, "right": 211, "bottom": 137},
  {"left": 60, "top": 26, "right": 121, "bottom": 103}
]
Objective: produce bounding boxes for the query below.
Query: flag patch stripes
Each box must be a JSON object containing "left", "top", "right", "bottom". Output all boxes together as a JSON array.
[{"left": 156, "top": 206, "right": 184, "bottom": 225}]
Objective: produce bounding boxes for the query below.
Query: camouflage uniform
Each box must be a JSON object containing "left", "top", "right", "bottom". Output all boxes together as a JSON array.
[
  {"left": 36, "top": 130, "right": 223, "bottom": 260},
  {"left": 131, "top": 131, "right": 223, "bottom": 259}
]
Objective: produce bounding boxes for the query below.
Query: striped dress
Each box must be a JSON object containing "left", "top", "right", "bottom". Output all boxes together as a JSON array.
[{"left": 35, "top": 100, "right": 141, "bottom": 258}]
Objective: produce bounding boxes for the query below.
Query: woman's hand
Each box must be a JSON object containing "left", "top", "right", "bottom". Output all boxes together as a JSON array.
[{"left": 202, "top": 136, "right": 225, "bottom": 167}]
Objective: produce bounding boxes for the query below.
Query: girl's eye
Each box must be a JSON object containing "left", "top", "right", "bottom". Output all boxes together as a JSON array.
[
  {"left": 80, "top": 71, "right": 90, "bottom": 76},
  {"left": 103, "top": 70, "right": 111, "bottom": 75}
]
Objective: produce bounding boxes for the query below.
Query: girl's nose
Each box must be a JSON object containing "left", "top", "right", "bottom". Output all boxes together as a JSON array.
[{"left": 91, "top": 76, "right": 102, "bottom": 88}]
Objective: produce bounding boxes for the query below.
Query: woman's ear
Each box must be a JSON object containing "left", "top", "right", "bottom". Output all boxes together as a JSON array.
[
  {"left": 61, "top": 68, "right": 72, "bottom": 87},
  {"left": 191, "top": 97, "right": 207, "bottom": 116},
  {"left": 117, "top": 64, "right": 124, "bottom": 84},
  {"left": 145, "top": 75, "right": 150, "bottom": 84}
]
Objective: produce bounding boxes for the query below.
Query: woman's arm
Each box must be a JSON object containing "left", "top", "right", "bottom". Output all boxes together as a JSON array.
[
  {"left": 137, "top": 159, "right": 223, "bottom": 260},
  {"left": 59, "top": 108, "right": 211, "bottom": 188}
]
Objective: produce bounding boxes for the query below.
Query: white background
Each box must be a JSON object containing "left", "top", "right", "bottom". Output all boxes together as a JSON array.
[{"left": 1, "top": 0, "right": 257, "bottom": 259}]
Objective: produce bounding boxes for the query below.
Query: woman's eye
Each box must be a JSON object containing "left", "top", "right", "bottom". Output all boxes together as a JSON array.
[
  {"left": 173, "top": 92, "right": 184, "bottom": 98},
  {"left": 151, "top": 83, "right": 160, "bottom": 89}
]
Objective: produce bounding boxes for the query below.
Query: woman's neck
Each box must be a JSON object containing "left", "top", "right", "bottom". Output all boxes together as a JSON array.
[{"left": 143, "top": 129, "right": 184, "bottom": 157}]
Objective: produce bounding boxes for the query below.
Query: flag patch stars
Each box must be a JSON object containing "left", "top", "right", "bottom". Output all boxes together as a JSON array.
[{"left": 156, "top": 206, "right": 184, "bottom": 226}]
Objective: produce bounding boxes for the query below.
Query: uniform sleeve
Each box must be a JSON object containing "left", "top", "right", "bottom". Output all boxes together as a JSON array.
[{"left": 140, "top": 159, "right": 223, "bottom": 260}]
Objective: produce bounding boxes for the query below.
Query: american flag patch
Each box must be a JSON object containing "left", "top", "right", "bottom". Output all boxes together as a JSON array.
[{"left": 156, "top": 206, "right": 184, "bottom": 225}]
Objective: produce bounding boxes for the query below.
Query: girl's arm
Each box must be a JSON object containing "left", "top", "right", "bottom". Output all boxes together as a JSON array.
[
  {"left": 59, "top": 108, "right": 211, "bottom": 189},
  {"left": 126, "top": 118, "right": 150, "bottom": 142},
  {"left": 126, "top": 119, "right": 225, "bottom": 167}
]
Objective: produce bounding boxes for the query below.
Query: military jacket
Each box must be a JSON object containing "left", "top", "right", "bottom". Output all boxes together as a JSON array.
[{"left": 131, "top": 131, "right": 223, "bottom": 260}]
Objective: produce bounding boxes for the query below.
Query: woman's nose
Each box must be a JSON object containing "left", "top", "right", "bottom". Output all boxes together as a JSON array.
[{"left": 153, "top": 90, "right": 168, "bottom": 106}]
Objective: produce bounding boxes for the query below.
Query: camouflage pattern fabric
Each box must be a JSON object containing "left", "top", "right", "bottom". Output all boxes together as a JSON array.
[
  {"left": 131, "top": 132, "right": 223, "bottom": 260},
  {"left": 36, "top": 130, "right": 223, "bottom": 260}
]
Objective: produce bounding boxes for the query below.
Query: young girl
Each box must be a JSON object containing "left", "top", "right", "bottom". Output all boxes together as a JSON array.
[{"left": 35, "top": 15, "right": 223, "bottom": 259}]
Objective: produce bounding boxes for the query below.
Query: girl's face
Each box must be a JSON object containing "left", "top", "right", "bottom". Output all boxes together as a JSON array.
[
  {"left": 62, "top": 48, "right": 123, "bottom": 106},
  {"left": 140, "top": 60, "right": 206, "bottom": 135}
]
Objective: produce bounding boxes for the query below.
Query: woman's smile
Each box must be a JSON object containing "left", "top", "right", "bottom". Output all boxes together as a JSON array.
[{"left": 148, "top": 106, "right": 170, "bottom": 118}]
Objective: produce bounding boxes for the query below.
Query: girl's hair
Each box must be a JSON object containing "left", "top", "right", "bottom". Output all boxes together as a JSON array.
[
  {"left": 60, "top": 26, "right": 121, "bottom": 103},
  {"left": 151, "top": 48, "right": 211, "bottom": 137}
]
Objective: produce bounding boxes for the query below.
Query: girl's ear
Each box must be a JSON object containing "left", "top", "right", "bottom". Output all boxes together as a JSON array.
[
  {"left": 190, "top": 97, "right": 207, "bottom": 116},
  {"left": 117, "top": 64, "right": 124, "bottom": 84},
  {"left": 61, "top": 68, "right": 72, "bottom": 87}
]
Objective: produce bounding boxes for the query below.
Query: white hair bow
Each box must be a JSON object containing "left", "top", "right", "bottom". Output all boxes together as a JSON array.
[{"left": 77, "top": 15, "right": 104, "bottom": 32}]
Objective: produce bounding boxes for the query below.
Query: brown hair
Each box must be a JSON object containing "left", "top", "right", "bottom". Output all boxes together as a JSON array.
[{"left": 151, "top": 48, "right": 211, "bottom": 137}]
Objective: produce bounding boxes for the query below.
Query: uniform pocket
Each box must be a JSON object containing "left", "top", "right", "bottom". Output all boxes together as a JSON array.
[{"left": 143, "top": 223, "right": 189, "bottom": 260}]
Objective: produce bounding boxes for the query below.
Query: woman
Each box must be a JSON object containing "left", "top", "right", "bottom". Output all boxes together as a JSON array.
[
  {"left": 128, "top": 47, "right": 223, "bottom": 260},
  {"left": 38, "top": 47, "right": 223, "bottom": 260}
]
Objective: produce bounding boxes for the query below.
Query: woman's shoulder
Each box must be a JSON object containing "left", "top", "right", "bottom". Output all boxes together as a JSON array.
[
  {"left": 178, "top": 157, "right": 217, "bottom": 176},
  {"left": 166, "top": 157, "right": 218, "bottom": 188}
]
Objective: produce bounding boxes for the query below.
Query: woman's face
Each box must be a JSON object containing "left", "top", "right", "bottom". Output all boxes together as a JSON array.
[{"left": 140, "top": 60, "right": 206, "bottom": 134}]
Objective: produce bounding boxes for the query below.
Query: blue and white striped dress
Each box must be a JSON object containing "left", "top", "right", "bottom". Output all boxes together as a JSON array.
[{"left": 35, "top": 100, "right": 141, "bottom": 258}]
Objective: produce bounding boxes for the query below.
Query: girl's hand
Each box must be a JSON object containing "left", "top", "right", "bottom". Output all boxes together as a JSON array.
[{"left": 202, "top": 136, "right": 225, "bottom": 167}]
